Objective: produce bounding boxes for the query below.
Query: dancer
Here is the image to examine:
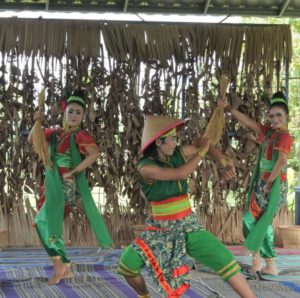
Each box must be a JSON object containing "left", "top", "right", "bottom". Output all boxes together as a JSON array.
[
  {"left": 117, "top": 115, "right": 256, "bottom": 298},
  {"left": 28, "top": 90, "right": 113, "bottom": 285},
  {"left": 219, "top": 91, "right": 293, "bottom": 275}
]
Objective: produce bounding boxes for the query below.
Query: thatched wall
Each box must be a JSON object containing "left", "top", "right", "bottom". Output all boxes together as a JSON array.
[{"left": 0, "top": 19, "right": 293, "bottom": 248}]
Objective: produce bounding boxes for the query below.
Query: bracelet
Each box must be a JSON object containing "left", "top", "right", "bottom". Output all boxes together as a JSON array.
[
  {"left": 220, "top": 157, "right": 232, "bottom": 167},
  {"left": 266, "top": 180, "right": 273, "bottom": 186},
  {"left": 198, "top": 148, "right": 207, "bottom": 159},
  {"left": 71, "top": 168, "right": 79, "bottom": 177},
  {"left": 220, "top": 158, "right": 227, "bottom": 167}
]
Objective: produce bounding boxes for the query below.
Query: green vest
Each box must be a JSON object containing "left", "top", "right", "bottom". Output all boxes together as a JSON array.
[{"left": 138, "top": 146, "right": 188, "bottom": 202}]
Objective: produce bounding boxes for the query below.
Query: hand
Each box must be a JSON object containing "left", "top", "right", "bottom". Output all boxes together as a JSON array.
[
  {"left": 34, "top": 111, "right": 43, "bottom": 121},
  {"left": 217, "top": 97, "right": 229, "bottom": 108},
  {"left": 220, "top": 164, "right": 237, "bottom": 182},
  {"left": 62, "top": 171, "right": 75, "bottom": 183},
  {"left": 197, "top": 137, "right": 209, "bottom": 156},
  {"left": 229, "top": 90, "right": 242, "bottom": 110},
  {"left": 194, "top": 136, "right": 209, "bottom": 149},
  {"left": 263, "top": 180, "right": 273, "bottom": 193}
]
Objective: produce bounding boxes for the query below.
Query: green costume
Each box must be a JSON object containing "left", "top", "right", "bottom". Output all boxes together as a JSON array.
[
  {"left": 35, "top": 131, "right": 113, "bottom": 263},
  {"left": 243, "top": 125, "right": 293, "bottom": 258},
  {"left": 118, "top": 146, "right": 240, "bottom": 297}
]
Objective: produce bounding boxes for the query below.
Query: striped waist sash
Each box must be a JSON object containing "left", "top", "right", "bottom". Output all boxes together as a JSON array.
[{"left": 151, "top": 195, "right": 192, "bottom": 220}]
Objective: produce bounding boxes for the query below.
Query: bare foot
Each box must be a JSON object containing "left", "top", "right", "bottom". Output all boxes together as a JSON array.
[
  {"left": 62, "top": 266, "right": 74, "bottom": 279},
  {"left": 47, "top": 258, "right": 73, "bottom": 285},
  {"left": 250, "top": 266, "right": 262, "bottom": 273},
  {"left": 260, "top": 267, "right": 278, "bottom": 275},
  {"left": 251, "top": 252, "right": 262, "bottom": 273},
  {"left": 47, "top": 275, "right": 64, "bottom": 285},
  {"left": 260, "top": 258, "right": 278, "bottom": 275}
]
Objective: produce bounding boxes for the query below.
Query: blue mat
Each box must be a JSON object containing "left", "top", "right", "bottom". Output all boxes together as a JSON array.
[
  {"left": 0, "top": 248, "right": 206, "bottom": 297},
  {"left": 1, "top": 247, "right": 300, "bottom": 297},
  {"left": 236, "top": 255, "right": 300, "bottom": 282}
]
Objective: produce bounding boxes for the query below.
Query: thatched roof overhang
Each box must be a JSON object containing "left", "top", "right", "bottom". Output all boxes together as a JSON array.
[
  {"left": 0, "top": 18, "right": 292, "bottom": 70},
  {"left": 0, "top": 0, "right": 299, "bottom": 17}
]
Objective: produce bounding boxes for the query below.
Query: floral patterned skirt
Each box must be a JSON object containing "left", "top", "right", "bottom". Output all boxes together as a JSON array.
[
  {"left": 62, "top": 180, "right": 80, "bottom": 210},
  {"left": 131, "top": 214, "right": 203, "bottom": 297},
  {"left": 253, "top": 177, "right": 287, "bottom": 214}
]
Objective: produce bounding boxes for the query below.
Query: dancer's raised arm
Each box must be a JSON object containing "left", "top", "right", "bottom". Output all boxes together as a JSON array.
[{"left": 218, "top": 96, "right": 262, "bottom": 135}]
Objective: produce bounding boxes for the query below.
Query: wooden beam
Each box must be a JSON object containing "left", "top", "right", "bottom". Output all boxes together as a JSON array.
[
  {"left": 203, "top": 0, "right": 211, "bottom": 15},
  {"left": 123, "top": 0, "right": 129, "bottom": 13},
  {"left": 278, "top": 0, "right": 292, "bottom": 17}
]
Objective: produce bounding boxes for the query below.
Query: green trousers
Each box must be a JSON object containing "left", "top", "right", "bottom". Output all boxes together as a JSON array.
[
  {"left": 243, "top": 210, "right": 276, "bottom": 258},
  {"left": 35, "top": 133, "right": 113, "bottom": 263},
  {"left": 118, "top": 230, "right": 240, "bottom": 281},
  {"left": 35, "top": 201, "right": 69, "bottom": 262}
]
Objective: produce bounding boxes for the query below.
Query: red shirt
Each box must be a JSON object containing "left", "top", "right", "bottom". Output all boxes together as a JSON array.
[
  {"left": 37, "top": 128, "right": 98, "bottom": 214},
  {"left": 44, "top": 128, "right": 98, "bottom": 175},
  {"left": 256, "top": 124, "right": 293, "bottom": 182}
]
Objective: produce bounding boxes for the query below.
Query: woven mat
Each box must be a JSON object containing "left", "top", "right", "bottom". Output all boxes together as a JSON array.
[{"left": 1, "top": 247, "right": 300, "bottom": 297}]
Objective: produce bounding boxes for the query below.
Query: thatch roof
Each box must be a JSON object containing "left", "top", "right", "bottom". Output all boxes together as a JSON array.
[
  {"left": 2, "top": 0, "right": 300, "bottom": 17},
  {"left": 0, "top": 19, "right": 292, "bottom": 68}
]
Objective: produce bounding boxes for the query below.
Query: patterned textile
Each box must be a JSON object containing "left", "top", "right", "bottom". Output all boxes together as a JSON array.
[
  {"left": 1, "top": 247, "right": 300, "bottom": 298},
  {"left": 62, "top": 180, "right": 79, "bottom": 210},
  {"left": 132, "top": 214, "right": 203, "bottom": 296},
  {"left": 253, "top": 178, "right": 287, "bottom": 213}
]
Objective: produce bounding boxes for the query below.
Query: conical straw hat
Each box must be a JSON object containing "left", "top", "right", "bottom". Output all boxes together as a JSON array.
[{"left": 141, "top": 115, "right": 185, "bottom": 154}]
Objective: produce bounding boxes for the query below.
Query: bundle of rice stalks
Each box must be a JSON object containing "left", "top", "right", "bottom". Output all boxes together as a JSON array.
[
  {"left": 31, "top": 90, "right": 52, "bottom": 168},
  {"left": 203, "top": 75, "right": 229, "bottom": 145}
]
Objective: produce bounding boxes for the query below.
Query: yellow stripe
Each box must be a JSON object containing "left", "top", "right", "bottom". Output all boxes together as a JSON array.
[
  {"left": 217, "top": 260, "right": 236, "bottom": 274},
  {"left": 160, "top": 127, "right": 176, "bottom": 138},
  {"left": 221, "top": 264, "right": 240, "bottom": 280},
  {"left": 152, "top": 198, "right": 190, "bottom": 208},
  {"left": 117, "top": 267, "right": 138, "bottom": 277},
  {"left": 152, "top": 206, "right": 191, "bottom": 216},
  {"left": 178, "top": 180, "right": 182, "bottom": 193},
  {"left": 118, "top": 261, "right": 139, "bottom": 275},
  {"left": 152, "top": 201, "right": 191, "bottom": 212}
]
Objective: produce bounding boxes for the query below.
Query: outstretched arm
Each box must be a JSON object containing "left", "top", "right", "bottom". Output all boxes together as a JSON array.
[
  {"left": 140, "top": 140, "right": 209, "bottom": 181},
  {"left": 184, "top": 138, "right": 236, "bottom": 182},
  {"left": 218, "top": 97, "right": 262, "bottom": 135}
]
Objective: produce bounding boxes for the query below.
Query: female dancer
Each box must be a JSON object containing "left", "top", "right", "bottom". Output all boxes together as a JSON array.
[
  {"left": 118, "top": 115, "right": 256, "bottom": 298},
  {"left": 29, "top": 90, "right": 113, "bottom": 284},
  {"left": 220, "top": 91, "right": 293, "bottom": 275}
]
